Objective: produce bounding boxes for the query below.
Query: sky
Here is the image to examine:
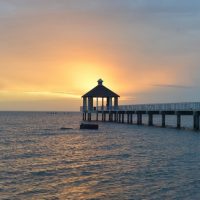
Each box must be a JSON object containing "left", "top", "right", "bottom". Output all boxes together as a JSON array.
[{"left": 0, "top": 0, "right": 200, "bottom": 111}]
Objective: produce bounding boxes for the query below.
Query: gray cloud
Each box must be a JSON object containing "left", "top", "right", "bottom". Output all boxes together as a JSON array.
[
  {"left": 152, "top": 84, "right": 195, "bottom": 89},
  {"left": 1, "top": 0, "right": 200, "bottom": 14},
  {"left": 1, "top": 0, "right": 200, "bottom": 63}
]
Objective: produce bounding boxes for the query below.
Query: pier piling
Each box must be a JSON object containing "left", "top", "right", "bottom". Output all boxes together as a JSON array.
[
  {"left": 177, "top": 113, "right": 181, "bottom": 129},
  {"left": 162, "top": 114, "right": 166, "bottom": 128},
  {"left": 193, "top": 112, "right": 200, "bottom": 130},
  {"left": 148, "top": 113, "right": 153, "bottom": 126}
]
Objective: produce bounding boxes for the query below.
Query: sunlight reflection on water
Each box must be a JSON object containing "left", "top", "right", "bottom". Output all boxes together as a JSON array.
[{"left": 1, "top": 112, "right": 200, "bottom": 199}]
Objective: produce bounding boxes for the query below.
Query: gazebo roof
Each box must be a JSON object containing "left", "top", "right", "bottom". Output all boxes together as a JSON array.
[{"left": 82, "top": 79, "right": 120, "bottom": 98}]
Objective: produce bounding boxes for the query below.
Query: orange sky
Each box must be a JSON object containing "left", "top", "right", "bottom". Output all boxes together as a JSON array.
[{"left": 0, "top": 0, "right": 200, "bottom": 111}]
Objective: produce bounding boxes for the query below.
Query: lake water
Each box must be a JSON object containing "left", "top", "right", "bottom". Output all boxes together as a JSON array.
[{"left": 1, "top": 112, "right": 200, "bottom": 200}]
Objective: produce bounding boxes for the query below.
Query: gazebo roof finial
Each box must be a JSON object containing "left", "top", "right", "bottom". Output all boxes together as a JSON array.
[{"left": 98, "top": 79, "right": 103, "bottom": 86}]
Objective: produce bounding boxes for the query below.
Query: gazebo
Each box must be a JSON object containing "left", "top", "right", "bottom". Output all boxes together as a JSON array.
[{"left": 81, "top": 79, "right": 120, "bottom": 120}]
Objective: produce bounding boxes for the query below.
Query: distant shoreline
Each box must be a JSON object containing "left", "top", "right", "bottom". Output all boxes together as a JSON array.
[{"left": 0, "top": 111, "right": 81, "bottom": 113}]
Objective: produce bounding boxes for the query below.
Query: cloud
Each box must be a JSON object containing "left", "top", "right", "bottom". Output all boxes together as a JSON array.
[
  {"left": 24, "top": 91, "right": 81, "bottom": 99},
  {"left": 1, "top": 0, "right": 200, "bottom": 110},
  {"left": 2, "top": 0, "right": 200, "bottom": 17},
  {"left": 0, "top": 90, "right": 81, "bottom": 99},
  {"left": 152, "top": 84, "right": 195, "bottom": 89}
]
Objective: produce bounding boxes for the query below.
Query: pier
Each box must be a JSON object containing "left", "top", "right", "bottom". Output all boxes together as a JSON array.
[{"left": 81, "top": 80, "right": 200, "bottom": 131}]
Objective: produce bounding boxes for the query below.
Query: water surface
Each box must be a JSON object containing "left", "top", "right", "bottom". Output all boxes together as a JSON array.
[{"left": 1, "top": 112, "right": 200, "bottom": 199}]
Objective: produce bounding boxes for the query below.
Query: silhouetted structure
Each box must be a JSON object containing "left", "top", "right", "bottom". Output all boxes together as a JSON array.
[
  {"left": 81, "top": 80, "right": 200, "bottom": 131},
  {"left": 81, "top": 79, "right": 120, "bottom": 121}
]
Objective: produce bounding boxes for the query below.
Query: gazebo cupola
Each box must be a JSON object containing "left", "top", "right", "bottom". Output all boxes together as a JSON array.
[
  {"left": 82, "top": 79, "right": 120, "bottom": 112},
  {"left": 98, "top": 79, "right": 103, "bottom": 86}
]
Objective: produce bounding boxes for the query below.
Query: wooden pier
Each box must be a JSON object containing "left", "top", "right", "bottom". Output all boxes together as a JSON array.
[{"left": 81, "top": 80, "right": 200, "bottom": 131}]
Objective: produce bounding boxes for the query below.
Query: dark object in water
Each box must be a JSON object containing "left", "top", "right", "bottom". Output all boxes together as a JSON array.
[
  {"left": 80, "top": 123, "right": 98, "bottom": 130},
  {"left": 60, "top": 127, "right": 73, "bottom": 130}
]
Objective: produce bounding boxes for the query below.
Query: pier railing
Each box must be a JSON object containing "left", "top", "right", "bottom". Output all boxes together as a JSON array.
[
  {"left": 80, "top": 106, "right": 118, "bottom": 112},
  {"left": 80, "top": 102, "right": 200, "bottom": 112},
  {"left": 118, "top": 102, "right": 200, "bottom": 111},
  {"left": 81, "top": 102, "right": 200, "bottom": 112}
]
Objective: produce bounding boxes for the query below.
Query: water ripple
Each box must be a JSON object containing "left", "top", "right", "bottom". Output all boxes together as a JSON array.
[{"left": 1, "top": 112, "right": 200, "bottom": 199}]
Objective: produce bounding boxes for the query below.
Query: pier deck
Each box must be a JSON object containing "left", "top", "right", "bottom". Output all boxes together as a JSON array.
[{"left": 81, "top": 102, "right": 200, "bottom": 131}]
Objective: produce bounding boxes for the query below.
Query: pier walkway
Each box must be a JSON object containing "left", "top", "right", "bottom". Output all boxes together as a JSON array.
[{"left": 81, "top": 102, "right": 200, "bottom": 131}]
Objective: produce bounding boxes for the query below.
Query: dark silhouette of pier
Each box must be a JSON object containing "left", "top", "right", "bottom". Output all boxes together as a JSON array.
[{"left": 81, "top": 80, "right": 200, "bottom": 131}]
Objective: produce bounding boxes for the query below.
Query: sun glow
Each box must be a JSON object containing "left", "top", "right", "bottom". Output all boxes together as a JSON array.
[{"left": 65, "top": 61, "right": 117, "bottom": 92}]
